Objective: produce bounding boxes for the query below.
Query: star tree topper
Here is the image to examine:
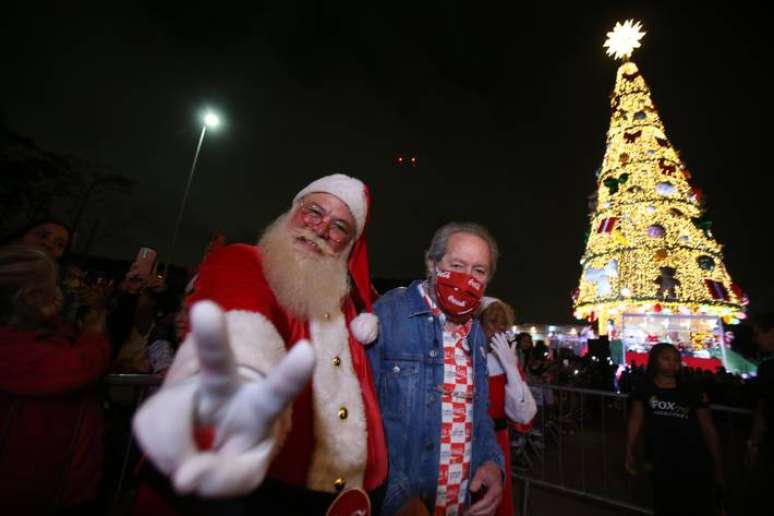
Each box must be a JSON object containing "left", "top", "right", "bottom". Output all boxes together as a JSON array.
[{"left": 604, "top": 19, "right": 646, "bottom": 60}]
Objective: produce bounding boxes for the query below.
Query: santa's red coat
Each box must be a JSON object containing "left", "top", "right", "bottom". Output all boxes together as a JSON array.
[{"left": 177, "top": 244, "right": 387, "bottom": 492}]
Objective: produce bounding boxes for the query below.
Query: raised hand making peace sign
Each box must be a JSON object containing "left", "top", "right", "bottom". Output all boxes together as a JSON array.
[{"left": 133, "top": 301, "right": 316, "bottom": 497}]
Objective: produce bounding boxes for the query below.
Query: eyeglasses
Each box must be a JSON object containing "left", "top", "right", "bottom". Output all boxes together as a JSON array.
[{"left": 299, "top": 203, "right": 353, "bottom": 243}]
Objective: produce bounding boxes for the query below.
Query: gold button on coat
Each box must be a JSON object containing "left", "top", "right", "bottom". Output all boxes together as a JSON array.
[
  {"left": 332, "top": 356, "right": 342, "bottom": 366},
  {"left": 338, "top": 407, "right": 348, "bottom": 419},
  {"left": 334, "top": 477, "right": 346, "bottom": 491}
]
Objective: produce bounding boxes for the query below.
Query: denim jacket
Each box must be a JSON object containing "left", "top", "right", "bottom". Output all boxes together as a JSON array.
[{"left": 367, "top": 281, "right": 504, "bottom": 514}]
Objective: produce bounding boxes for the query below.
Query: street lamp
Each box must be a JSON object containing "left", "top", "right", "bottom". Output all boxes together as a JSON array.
[{"left": 165, "top": 111, "right": 221, "bottom": 276}]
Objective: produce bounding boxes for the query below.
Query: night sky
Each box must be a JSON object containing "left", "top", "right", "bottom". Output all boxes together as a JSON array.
[{"left": 2, "top": 1, "right": 770, "bottom": 323}]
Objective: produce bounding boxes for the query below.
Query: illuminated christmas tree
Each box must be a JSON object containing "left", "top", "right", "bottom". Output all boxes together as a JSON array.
[{"left": 573, "top": 20, "right": 747, "bottom": 334}]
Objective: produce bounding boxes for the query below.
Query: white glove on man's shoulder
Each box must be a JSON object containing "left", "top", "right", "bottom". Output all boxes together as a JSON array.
[{"left": 490, "top": 332, "right": 537, "bottom": 425}]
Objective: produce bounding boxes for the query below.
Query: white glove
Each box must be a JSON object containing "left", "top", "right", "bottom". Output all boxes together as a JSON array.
[
  {"left": 490, "top": 332, "right": 518, "bottom": 374},
  {"left": 491, "top": 332, "right": 536, "bottom": 424},
  {"left": 133, "top": 301, "right": 316, "bottom": 497}
]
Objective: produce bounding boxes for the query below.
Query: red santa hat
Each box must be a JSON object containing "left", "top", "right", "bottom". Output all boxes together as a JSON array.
[{"left": 294, "top": 174, "right": 378, "bottom": 344}]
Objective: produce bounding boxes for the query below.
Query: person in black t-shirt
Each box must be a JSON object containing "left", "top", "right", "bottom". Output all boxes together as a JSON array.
[
  {"left": 744, "top": 313, "right": 774, "bottom": 515},
  {"left": 625, "top": 343, "right": 724, "bottom": 516},
  {"left": 749, "top": 313, "right": 774, "bottom": 463}
]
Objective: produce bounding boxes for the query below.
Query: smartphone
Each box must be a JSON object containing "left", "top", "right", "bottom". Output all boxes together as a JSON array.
[{"left": 134, "top": 247, "right": 158, "bottom": 280}]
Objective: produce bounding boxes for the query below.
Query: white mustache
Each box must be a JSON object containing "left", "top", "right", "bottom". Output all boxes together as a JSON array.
[{"left": 291, "top": 228, "right": 336, "bottom": 257}]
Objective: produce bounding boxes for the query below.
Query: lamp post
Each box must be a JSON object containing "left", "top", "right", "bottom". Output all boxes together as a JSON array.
[{"left": 164, "top": 112, "right": 220, "bottom": 276}]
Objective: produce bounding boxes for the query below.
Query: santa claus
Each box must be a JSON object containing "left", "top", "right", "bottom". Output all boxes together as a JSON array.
[{"left": 132, "top": 174, "right": 387, "bottom": 514}]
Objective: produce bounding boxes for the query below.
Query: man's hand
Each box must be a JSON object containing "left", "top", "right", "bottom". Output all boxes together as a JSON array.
[
  {"left": 490, "top": 332, "right": 518, "bottom": 373},
  {"left": 467, "top": 461, "right": 502, "bottom": 516},
  {"left": 133, "top": 301, "right": 316, "bottom": 497}
]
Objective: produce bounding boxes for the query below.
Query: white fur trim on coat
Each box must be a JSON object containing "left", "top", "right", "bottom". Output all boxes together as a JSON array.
[
  {"left": 134, "top": 310, "right": 294, "bottom": 496},
  {"left": 350, "top": 312, "right": 378, "bottom": 345},
  {"left": 165, "top": 310, "right": 288, "bottom": 384},
  {"left": 161, "top": 309, "right": 293, "bottom": 453},
  {"left": 306, "top": 312, "right": 368, "bottom": 492}
]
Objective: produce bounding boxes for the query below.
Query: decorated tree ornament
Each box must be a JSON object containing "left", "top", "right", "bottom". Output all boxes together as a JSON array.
[
  {"left": 612, "top": 229, "right": 629, "bottom": 246},
  {"left": 658, "top": 158, "right": 676, "bottom": 175},
  {"left": 697, "top": 255, "right": 715, "bottom": 271},
  {"left": 655, "top": 182, "right": 676, "bottom": 196},
  {"left": 620, "top": 153, "right": 630, "bottom": 165},
  {"left": 655, "top": 249, "right": 668, "bottom": 261},
  {"left": 705, "top": 279, "right": 729, "bottom": 301},
  {"left": 693, "top": 216, "right": 713, "bottom": 238},
  {"left": 624, "top": 130, "right": 643, "bottom": 143},
  {"left": 604, "top": 20, "right": 646, "bottom": 60},
  {"left": 648, "top": 224, "right": 666, "bottom": 238},
  {"left": 634, "top": 110, "right": 647, "bottom": 121},
  {"left": 603, "top": 173, "right": 629, "bottom": 195},
  {"left": 654, "top": 266, "right": 680, "bottom": 300},
  {"left": 597, "top": 217, "right": 619, "bottom": 233},
  {"left": 584, "top": 259, "right": 618, "bottom": 297},
  {"left": 646, "top": 204, "right": 656, "bottom": 214}
]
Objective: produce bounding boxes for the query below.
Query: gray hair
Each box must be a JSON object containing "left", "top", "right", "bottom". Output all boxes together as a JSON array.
[{"left": 425, "top": 222, "right": 499, "bottom": 280}]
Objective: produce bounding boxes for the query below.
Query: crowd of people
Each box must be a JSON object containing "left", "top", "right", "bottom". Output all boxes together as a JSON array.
[{"left": 0, "top": 176, "right": 771, "bottom": 516}]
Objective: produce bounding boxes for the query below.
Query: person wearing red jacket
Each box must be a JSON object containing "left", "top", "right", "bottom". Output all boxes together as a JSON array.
[
  {"left": 132, "top": 174, "right": 387, "bottom": 515},
  {"left": 0, "top": 245, "right": 111, "bottom": 514},
  {"left": 479, "top": 299, "right": 536, "bottom": 516}
]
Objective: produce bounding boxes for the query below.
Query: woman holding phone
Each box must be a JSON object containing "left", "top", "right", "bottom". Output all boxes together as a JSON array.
[{"left": 0, "top": 245, "right": 111, "bottom": 514}]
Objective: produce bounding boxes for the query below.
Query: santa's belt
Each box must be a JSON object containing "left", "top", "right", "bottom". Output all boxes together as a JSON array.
[{"left": 493, "top": 417, "right": 508, "bottom": 431}]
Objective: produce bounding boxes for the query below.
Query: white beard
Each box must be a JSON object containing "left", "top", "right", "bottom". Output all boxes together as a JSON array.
[{"left": 259, "top": 214, "right": 350, "bottom": 321}]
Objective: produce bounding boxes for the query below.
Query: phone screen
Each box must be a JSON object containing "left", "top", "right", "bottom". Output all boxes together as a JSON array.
[{"left": 134, "top": 247, "right": 158, "bottom": 279}]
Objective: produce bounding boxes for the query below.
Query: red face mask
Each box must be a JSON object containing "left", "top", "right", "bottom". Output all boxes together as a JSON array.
[{"left": 434, "top": 269, "right": 484, "bottom": 318}]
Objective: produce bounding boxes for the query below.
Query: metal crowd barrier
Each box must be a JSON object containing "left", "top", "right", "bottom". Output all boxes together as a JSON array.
[
  {"left": 514, "top": 382, "right": 754, "bottom": 516},
  {"left": 103, "top": 374, "right": 162, "bottom": 515},
  {"left": 102, "top": 375, "right": 754, "bottom": 516}
]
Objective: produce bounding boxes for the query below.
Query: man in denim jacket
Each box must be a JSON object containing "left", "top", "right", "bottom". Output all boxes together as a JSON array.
[{"left": 367, "top": 223, "right": 504, "bottom": 515}]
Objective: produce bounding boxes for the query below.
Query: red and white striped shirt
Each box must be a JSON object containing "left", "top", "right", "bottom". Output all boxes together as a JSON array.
[{"left": 420, "top": 283, "right": 474, "bottom": 516}]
